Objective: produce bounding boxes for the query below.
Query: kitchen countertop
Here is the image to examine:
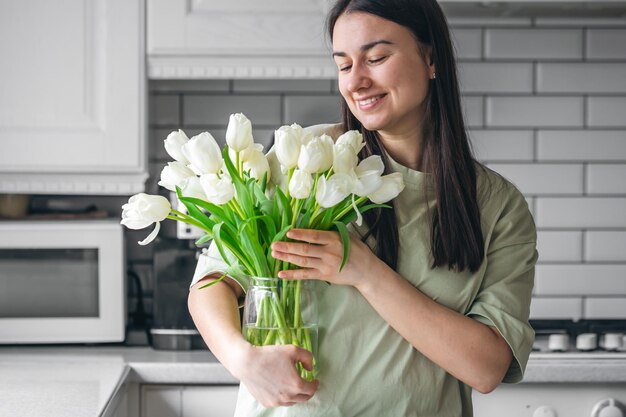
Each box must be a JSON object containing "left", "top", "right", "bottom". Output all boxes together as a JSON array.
[{"left": 1, "top": 347, "right": 626, "bottom": 417}]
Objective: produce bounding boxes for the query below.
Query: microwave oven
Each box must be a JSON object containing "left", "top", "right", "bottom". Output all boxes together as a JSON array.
[{"left": 0, "top": 219, "right": 125, "bottom": 343}]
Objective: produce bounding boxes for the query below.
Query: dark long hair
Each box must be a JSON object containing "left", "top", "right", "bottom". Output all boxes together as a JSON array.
[{"left": 327, "top": 0, "right": 484, "bottom": 273}]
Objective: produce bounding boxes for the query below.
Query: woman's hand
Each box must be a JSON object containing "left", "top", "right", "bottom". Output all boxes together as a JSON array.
[
  {"left": 271, "top": 228, "right": 380, "bottom": 289},
  {"left": 233, "top": 343, "right": 319, "bottom": 408}
]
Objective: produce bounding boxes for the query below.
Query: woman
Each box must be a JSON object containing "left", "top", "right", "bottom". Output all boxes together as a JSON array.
[{"left": 188, "top": 0, "right": 537, "bottom": 415}]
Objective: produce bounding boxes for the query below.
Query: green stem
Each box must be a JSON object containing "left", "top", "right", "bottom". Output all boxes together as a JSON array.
[{"left": 333, "top": 196, "right": 367, "bottom": 222}]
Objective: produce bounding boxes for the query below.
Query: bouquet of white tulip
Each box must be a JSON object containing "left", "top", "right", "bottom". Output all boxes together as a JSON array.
[{"left": 121, "top": 113, "right": 404, "bottom": 380}]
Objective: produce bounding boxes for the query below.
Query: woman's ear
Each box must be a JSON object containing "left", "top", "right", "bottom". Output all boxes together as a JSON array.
[{"left": 425, "top": 46, "right": 436, "bottom": 79}]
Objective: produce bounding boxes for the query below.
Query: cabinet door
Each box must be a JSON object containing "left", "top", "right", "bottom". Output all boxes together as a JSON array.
[
  {"left": 141, "top": 385, "right": 181, "bottom": 417},
  {"left": 182, "top": 385, "right": 239, "bottom": 417},
  {"left": 0, "top": 0, "right": 147, "bottom": 194}
]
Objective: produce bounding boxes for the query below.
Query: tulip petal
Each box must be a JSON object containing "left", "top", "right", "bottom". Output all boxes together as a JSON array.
[
  {"left": 351, "top": 193, "right": 363, "bottom": 226},
  {"left": 138, "top": 221, "right": 161, "bottom": 246}
]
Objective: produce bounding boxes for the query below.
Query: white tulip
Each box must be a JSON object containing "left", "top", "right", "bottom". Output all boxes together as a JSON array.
[
  {"left": 298, "top": 134, "right": 334, "bottom": 174},
  {"left": 157, "top": 161, "right": 195, "bottom": 192},
  {"left": 353, "top": 155, "right": 385, "bottom": 196},
  {"left": 336, "top": 130, "right": 365, "bottom": 155},
  {"left": 242, "top": 147, "right": 271, "bottom": 181},
  {"left": 199, "top": 173, "right": 235, "bottom": 205},
  {"left": 164, "top": 130, "right": 190, "bottom": 164},
  {"left": 367, "top": 173, "right": 405, "bottom": 204},
  {"left": 181, "top": 176, "right": 208, "bottom": 201},
  {"left": 274, "top": 124, "right": 305, "bottom": 170},
  {"left": 181, "top": 132, "right": 223, "bottom": 175},
  {"left": 315, "top": 173, "right": 352, "bottom": 208},
  {"left": 288, "top": 169, "right": 313, "bottom": 199},
  {"left": 120, "top": 193, "right": 171, "bottom": 245},
  {"left": 333, "top": 143, "right": 358, "bottom": 175},
  {"left": 225, "top": 113, "right": 253, "bottom": 152}
]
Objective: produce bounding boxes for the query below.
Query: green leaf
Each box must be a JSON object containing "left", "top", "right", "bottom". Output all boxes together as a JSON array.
[
  {"left": 275, "top": 187, "right": 292, "bottom": 229},
  {"left": 319, "top": 207, "right": 335, "bottom": 229},
  {"left": 222, "top": 146, "right": 243, "bottom": 186},
  {"left": 272, "top": 224, "right": 292, "bottom": 243},
  {"left": 333, "top": 221, "right": 351, "bottom": 272},
  {"left": 195, "top": 233, "right": 213, "bottom": 246},
  {"left": 175, "top": 193, "right": 214, "bottom": 232},
  {"left": 260, "top": 171, "right": 268, "bottom": 193},
  {"left": 252, "top": 181, "right": 268, "bottom": 206},
  {"left": 179, "top": 196, "right": 226, "bottom": 221},
  {"left": 212, "top": 223, "right": 232, "bottom": 268},
  {"left": 198, "top": 273, "right": 226, "bottom": 289}
]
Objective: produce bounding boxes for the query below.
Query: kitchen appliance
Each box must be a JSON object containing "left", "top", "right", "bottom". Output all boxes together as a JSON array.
[
  {"left": 151, "top": 238, "right": 206, "bottom": 350},
  {"left": 0, "top": 220, "right": 125, "bottom": 343}
]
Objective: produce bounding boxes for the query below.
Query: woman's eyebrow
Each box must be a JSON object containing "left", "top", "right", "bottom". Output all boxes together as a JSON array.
[{"left": 332, "top": 40, "right": 394, "bottom": 57}]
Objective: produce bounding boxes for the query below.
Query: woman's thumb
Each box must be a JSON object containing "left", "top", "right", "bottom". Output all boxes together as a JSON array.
[{"left": 291, "top": 346, "right": 314, "bottom": 371}]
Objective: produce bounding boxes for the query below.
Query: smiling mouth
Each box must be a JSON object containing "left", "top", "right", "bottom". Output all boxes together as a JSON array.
[{"left": 357, "top": 94, "right": 386, "bottom": 107}]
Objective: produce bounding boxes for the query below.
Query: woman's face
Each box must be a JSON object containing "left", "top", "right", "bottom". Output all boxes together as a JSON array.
[{"left": 332, "top": 11, "right": 434, "bottom": 137}]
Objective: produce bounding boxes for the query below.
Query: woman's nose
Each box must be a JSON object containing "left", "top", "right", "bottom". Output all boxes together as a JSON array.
[{"left": 345, "top": 65, "right": 372, "bottom": 92}]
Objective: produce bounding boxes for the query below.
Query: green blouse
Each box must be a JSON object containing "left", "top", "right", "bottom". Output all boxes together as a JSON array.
[{"left": 191, "top": 124, "right": 537, "bottom": 417}]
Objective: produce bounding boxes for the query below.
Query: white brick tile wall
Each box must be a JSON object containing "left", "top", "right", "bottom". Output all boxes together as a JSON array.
[
  {"left": 150, "top": 128, "right": 176, "bottom": 160},
  {"left": 525, "top": 196, "right": 535, "bottom": 217},
  {"left": 586, "top": 29, "right": 626, "bottom": 59},
  {"left": 585, "top": 297, "right": 626, "bottom": 319},
  {"left": 585, "top": 231, "right": 626, "bottom": 262},
  {"left": 535, "top": 265, "right": 626, "bottom": 295},
  {"left": 487, "top": 163, "right": 583, "bottom": 195},
  {"left": 462, "top": 96, "right": 484, "bottom": 128},
  {"left": 458, "top": 63, "right": 533, "bottom": 93},
  {"left": 537, "top": 63, "right": 626, "bottom": 93},
  {"left": 587, "top": 164, "right": 626, "bottom": 194},
  {"left": 184, "top": 95, "right": 282, "bottom": 126},
  {"left": 450, "top": 28, "right": 482, "bottom": 59},
  {"left": 487, "top": 97, "right": 584, "bottom": 127},
  {"left": 469, "top": 130, "right": 534, "bottom": 162},
  {"left": 283, "top": 96, "right": 342, "bottom": 126},
  {"left": 535, "top": 197, "right": 626, "bottom": 228},
  {"left": 150, "top": 95, "right": 180, "bottom": 125},
  {"left": 485, "top": 29, "right": 582, "bottom": 59},
  {"left": 537, "top": 231, "right": 583, "bottom": 262},
  {"left": 588, "top": 97, "right": 626, "bottom": 127},
  {"left": 530, "top": 297, "right": 583, "bottom": 320},
  {"left": 537, "top": 130, "right": 626, "bottom": 161}
]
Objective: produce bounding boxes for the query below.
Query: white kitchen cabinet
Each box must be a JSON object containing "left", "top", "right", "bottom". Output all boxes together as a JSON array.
[
  {"left": 472, "top": 383, "right": 626, "bottom": 417},
  {"left": 146, "top": 0, "right": 336, "bottom": 79},
  {"left": 141, "top": 384, "right": 239, "bottom": 417},
  {"left": 182, "top": 385, "right": 239, "bottom": 417},
  {"left": 0, "top": 0, "right": 147, "bottom": 195}
]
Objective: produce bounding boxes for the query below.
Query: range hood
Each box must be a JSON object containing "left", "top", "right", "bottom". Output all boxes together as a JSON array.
[{"left": 147, "top": 0, "right": 626, "bottom": 80}]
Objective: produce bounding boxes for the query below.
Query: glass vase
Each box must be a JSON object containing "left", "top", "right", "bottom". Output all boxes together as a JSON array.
[{"left": 242, "top": 277, "right": 318, "bottom": 381}]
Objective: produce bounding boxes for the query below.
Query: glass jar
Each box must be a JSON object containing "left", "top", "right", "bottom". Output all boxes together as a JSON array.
[{"left": 242, "top": 277, "right": 318, "bottom": 380}]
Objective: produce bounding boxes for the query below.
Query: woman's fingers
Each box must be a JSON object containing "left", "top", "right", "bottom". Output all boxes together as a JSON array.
[{"left": 287, "top": 228, "right": 337, "bottom": 245}]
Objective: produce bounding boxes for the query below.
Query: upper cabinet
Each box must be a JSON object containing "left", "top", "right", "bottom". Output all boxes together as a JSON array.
[
  {"left": 147, "top": 0, "right": 336, "bottom": 79},
  {"left": 0, "top": 0, "right": 147, "bottom": 195}
]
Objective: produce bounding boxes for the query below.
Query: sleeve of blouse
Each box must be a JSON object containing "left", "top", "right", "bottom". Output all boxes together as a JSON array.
[
  {"left": 466, "top": 185, "right": 538, "bottom": 384},
  {"left": 189, "top": 240, "right": 250, "bottom": 296}
]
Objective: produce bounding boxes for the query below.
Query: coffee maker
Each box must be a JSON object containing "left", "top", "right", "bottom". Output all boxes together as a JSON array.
[{"left": 151, "top": 237, "right": 207, "bottom": 350}]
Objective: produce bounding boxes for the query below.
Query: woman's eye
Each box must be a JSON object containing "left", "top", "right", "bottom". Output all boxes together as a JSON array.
[
  {"left": 339, "top": 65, "right": 352, "bottom": 72},
  {"left": 368, "top": 56, "right": 386, "bottom": 65}
]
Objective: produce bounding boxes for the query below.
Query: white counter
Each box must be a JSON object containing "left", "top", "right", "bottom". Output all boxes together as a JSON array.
[{"left": 1, "top": 346, "right": 626, "bottom": 417}]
